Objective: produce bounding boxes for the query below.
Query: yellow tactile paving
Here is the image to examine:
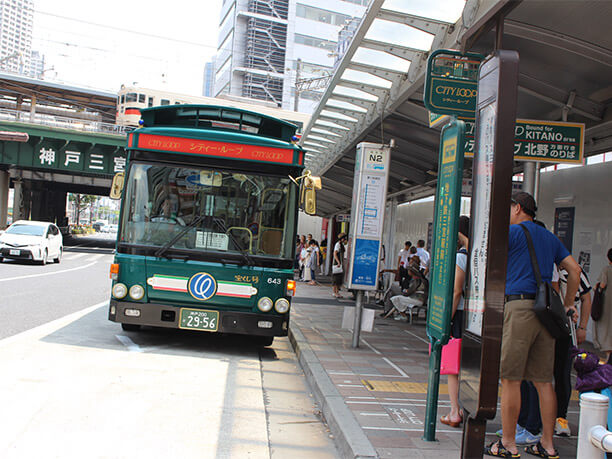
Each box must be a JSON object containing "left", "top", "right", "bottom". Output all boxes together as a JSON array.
[{"left": 361, "top": 380, "right": 448, "bottom": 394}]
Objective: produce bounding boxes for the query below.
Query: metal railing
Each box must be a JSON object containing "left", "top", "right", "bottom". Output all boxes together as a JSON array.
[
  {"left": 0, "top": 107, "right": 128, "bottom": 136},
  {"left": 577, "top": 392, "right": 612, "bottom": 458}
]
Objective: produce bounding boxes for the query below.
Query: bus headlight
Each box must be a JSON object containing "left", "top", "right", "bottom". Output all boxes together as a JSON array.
[
  {"left": 112, "top": 283, "right": 128, "bottom": 299},
  {"left": 258, "top": 297, "right": 273, "bottom": 312},
  {"left": 129, "top": 284, "right": 145, "bottom": 300},
  {"left": 275, "top": 298, "right": 290, "bottom": 314}
]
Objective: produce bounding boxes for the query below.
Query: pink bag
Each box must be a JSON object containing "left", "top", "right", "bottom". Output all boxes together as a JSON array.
[{"left": 429, "top": 338, "right": 462, "bottom": 375}]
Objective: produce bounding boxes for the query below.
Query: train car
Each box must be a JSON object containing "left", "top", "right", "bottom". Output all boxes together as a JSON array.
[{"left": 116, "top": 85, "right": 310, "bottom": 133}]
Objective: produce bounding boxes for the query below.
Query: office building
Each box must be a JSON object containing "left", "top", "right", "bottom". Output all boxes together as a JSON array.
[
  {"left": 213, "top": 0, "right": 369, "bottom": 113},
  {"left": 0, "top": 0, "right": 34, "bottom": 75},
  {"left": 202, "top": 59, "right": 215, "bottom": 97}
]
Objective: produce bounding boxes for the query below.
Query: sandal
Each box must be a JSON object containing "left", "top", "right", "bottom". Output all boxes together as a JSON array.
[
  {"left": 440, "top": 414, "right": 462, "bottom": 428},
  {"left": 484, "top": 440, "right": 521, "bottom": 458},
  {"left": 524, "top": 442, "right": 559, "bottom": 459}
]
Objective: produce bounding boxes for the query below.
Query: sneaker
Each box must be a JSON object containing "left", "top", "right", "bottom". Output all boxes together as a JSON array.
[
  {"left": 393, "top": 315, "right": 407, "bottom": 322},
  {"left": 496, "top": 425, "right": 525, "bottom": 438},
  {"left": 554, "top": 417, "right": 571, "bottom": 437},
  {"left": 515, "top": 429, "right": 541, "bottom": 445}
]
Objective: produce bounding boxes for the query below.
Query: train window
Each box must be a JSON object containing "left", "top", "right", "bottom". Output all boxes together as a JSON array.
[
  {"left": 120, "top": 94, "right": 125, "bottom": 104},
  {"left": 160, "top": 99, "right": 170, "bottom": 105},
  {"left": 148, "top": 97, "right": 154, "bottom": 107},
  {"left": 138, "top": 94, "right": 145, "bottom": 103},
  {"left": 126, "top": 93, "right": 138, "bottom": 102}
]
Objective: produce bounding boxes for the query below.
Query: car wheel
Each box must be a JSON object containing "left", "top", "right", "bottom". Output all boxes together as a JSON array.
[
  {"left": 41, "top": 249, "right": 48, "bottom": 265},
  {"left": 54, "top": 248, "right": 62, "bottom": 264},
  {"left": 121, "top": 323, "right": 141, "bottom": 332},
  {"left": 253, "top": 336, "right": 274, "bottom": 347}
]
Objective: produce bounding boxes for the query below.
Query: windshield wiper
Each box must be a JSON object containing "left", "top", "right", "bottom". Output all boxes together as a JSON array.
[
  {"left": 213, "top": 217, "right": 254, "bottom": 266},
  {"left": 154, "top": 214, "right": 206, "bottom": 259}
]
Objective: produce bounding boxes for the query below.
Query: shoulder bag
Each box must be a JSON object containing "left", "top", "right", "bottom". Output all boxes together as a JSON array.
[
  {"left": 591, "top": 283, "right": 605, "bottom": 321},
  {"left": 519, "top": 224, "right": 570, "bottom": 339}
]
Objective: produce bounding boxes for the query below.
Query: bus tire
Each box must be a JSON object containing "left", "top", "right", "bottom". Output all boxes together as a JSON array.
[
  {"left": 254, "top": 336, "right": 274, "bottom": 347},
  {"left": 121, "top": 323, "right": 141, "bottom": 332}
]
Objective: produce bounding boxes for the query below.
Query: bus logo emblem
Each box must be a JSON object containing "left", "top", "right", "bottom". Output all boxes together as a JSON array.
[{"left": 188, "top": 273, "right": 217, "bottom": 301}]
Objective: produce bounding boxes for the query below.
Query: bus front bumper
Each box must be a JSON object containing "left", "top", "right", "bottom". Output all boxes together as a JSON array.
[{"left": 108, "top": 300, "right": 288, "bottom": 337}]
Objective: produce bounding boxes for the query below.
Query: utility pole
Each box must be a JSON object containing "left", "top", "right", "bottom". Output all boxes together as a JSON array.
[{"left": 293, "top": 58, "right": 302, "bottom": 112}]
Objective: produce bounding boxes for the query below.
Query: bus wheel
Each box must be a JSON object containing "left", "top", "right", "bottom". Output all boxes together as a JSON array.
[
  {"left": 121, "top": 323, "right": 141, "bottom": 332},
  {"left": 254, "top": 336, "right": 274, "bottom": 347}
]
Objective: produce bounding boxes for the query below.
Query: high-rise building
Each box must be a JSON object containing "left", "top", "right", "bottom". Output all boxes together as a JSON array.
[
  {"left": 213, "top": 0, "right": 369, "bottom": 113},
  {"left": 202, "top": 59, "right": 216, "bottom": 97},
  {"left": 0, "top": 0, "right": 34, "bottom": 75},
  {"left": 29, "top": 49, "right": 45, "bottom": 79}
]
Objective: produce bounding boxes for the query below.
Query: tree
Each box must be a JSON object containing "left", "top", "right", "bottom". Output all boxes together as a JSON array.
[{"left": 69, "top": 194, "right": 97, "bottom": 224}]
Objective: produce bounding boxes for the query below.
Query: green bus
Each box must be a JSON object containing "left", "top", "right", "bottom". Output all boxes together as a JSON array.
[{"left": 108, "top": 105, "right": 318, "bottom": 346}]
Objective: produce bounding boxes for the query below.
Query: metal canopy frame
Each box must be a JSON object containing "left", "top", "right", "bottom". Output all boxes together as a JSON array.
[{"left": 300, "top": 0, "right": 612, "bottom": 217}]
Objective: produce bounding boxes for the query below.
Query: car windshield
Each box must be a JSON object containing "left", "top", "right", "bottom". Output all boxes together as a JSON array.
[
  {"left": 6, "top": 224, "right": 45, "bottom": 236},
  {"left": 120, "top": 163, "right": 297, "bottom": 259}
]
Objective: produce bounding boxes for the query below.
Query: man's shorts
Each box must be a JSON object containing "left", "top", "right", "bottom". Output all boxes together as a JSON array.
[{"left": 500, "top": 299, "right": 555, "bottom": 382}]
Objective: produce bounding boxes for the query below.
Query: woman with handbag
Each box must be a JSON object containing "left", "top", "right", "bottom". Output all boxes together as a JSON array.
[
  {"left": 332, "top": 233, "right": 347, "bottom": 298},
  {"left": 440, "top": 216, "right": 470, "bottom": 428},
  {"left": 593, "top": 248, "right": 612, "bottom": 361}
]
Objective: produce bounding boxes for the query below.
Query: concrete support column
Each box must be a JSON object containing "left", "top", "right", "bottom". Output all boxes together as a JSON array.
[
  {"left": 383, "top": 198, "right": 397, "bottom": 270},
  {"left": 0, "top": 170, "right": 9, "bottom": 228},
  {"left": 325, "top": 215, "right": 336, "bottom": 276},
  {"left": 12, "top": 179, "right": 23, "bottom": 221},
  {"left": 30, "top": 94, "right": 36, "bottom": 122},
  {"left": 522, "top": 161, "right": 537, "bottom": 195}
]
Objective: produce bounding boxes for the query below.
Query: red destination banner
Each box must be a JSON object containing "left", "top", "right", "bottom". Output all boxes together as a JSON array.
[{"left": 136, "top": 134, "right": 295, "bottom": 164}]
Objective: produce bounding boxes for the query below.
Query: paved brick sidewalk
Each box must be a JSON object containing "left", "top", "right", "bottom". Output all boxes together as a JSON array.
[{"left": 289, "top": 281, "right": 579, "bottom": 458}]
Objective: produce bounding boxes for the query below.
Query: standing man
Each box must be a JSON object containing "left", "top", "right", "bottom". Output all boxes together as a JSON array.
[
  {"left": 553, "top": 267, "right": 592, "bottom": 437},
  {"left": 332, "top": 233, "right": 347, "bottom": 298},
  {"left": 486, "top": 192, "right": 581, "bottom": 458},
  {"left": 397, "top": 241, "right": 412, "bottom": 286},
  {"left": 416, "top": 240, "right": 430, "bottom": 275}
]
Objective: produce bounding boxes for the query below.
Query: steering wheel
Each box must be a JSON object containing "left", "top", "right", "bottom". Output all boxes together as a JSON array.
[{"left": 150, "top": 215, "right": 185, "bottom": 226}]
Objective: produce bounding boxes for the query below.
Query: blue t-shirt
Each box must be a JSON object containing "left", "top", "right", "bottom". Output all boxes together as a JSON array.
[{"left": 505, "top": 221, "right": 570, "bottom": 295}]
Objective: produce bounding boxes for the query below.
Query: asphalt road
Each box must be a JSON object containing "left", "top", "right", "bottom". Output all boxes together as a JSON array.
[{"left": 0, "top": 249, "right": 338, "bottom": 458}]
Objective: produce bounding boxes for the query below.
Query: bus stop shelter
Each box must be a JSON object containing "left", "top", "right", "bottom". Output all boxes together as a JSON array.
[{"left": 299, "top": 0, "right": 612, "bottom": 217}]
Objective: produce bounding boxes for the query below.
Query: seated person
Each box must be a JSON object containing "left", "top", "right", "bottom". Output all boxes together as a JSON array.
[{"left": 382, "top": 265, "right": 427, "bottom": 322}]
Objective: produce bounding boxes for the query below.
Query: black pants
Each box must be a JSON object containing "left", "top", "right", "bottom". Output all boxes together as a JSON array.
[
  {"left": 518, "top": 380, "right": 542, "bottom": 435},
  {"left": 554, "top": 334, "right": 572, "bottom": 419}
]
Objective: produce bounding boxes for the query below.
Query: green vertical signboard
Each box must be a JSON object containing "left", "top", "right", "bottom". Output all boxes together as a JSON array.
[{"left": 423, "top": 118, "right": 465, "bottom": 441}]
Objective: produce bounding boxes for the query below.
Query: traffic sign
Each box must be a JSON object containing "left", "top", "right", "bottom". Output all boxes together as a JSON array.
[{"left": 424, "top": 50, "right": 484, "bottom": 117}]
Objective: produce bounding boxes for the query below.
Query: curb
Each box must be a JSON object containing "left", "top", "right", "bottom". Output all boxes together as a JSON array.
[{"left": 289, "top": 324, "right": 379, "bottom": 459}]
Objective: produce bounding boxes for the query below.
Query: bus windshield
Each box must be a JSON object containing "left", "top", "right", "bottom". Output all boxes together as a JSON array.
[{"left": 120, "top": 162, "right": 297, "bottom": 259}]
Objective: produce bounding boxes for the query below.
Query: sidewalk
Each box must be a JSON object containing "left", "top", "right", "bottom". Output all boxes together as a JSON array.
[{"left": 289, "top": 280, "right": 580, "bottom": 458}]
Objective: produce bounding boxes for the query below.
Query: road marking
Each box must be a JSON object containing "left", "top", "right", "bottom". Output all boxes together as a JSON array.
[
  {"left": 115, "top": 335, "right": 143, "bottom": 353},
  {"left": 404, "top": 329, "right": 429, "bottom": 344},
  {"left": 0, "top": 262, "right": 97, "bottom": 282},
  {"left": 361, "top": 338, "right": 409, "bottom": 378},
  {"left": 338, "top": 384, "right": 365, "bottom": 387},
  {"left": 359, "top": 412, "right": 389, "bottom": 417},
  {"left": 0, "top": 301, "right": 108, "bottom": 346}
]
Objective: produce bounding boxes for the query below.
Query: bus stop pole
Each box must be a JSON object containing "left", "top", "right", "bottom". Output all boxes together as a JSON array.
[
  {"left": 424, "top": 339, "right": 442, "bottom": 440},
  {"left": 352, "top": 290, "right": 364, "bottom": 348}
]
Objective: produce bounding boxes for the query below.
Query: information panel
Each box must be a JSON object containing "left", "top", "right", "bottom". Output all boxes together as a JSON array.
[
  {"left": 347, "top": 143, "right": 390, "bottom": 290},
  {"left": 426, "top": 120, "right": 465, "bottom": 343}
]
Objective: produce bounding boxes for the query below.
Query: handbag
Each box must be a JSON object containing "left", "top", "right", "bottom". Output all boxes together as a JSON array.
[
  {"left": 591, "top": 283, "right": 605, "bottom": 321},
  {"left": 429, "top": 338, "right": 462, "bottom": 375},
  {"left": 519, "top": 224, "right": 570, "bottom": 339},
  {"left": 332, "top": 264, "right": 343, "bottom": 274}
]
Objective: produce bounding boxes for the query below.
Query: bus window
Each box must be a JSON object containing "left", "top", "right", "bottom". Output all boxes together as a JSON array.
[
  {"left": 126, "top": 93, "right": 138, "bottom": 102},
  {"left": 160, "top": 99, "right": 170, "bottom": 106},
  {"left": 120, "top": 94, "right": 125, "bottom": 104},
  {"left": 148, "top": 97, "right": 154, "bottom": 107},
  {"left": 138, "top": 94, "right": 145, "bottom": 103}
]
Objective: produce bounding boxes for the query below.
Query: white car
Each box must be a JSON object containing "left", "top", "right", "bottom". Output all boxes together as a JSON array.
[
  {"left": 0, "top": 220, "right": 63, "bottom": 264},
  {"left": 108, "top": 224, "right": 118, "bottom": 233},
  {"left": 99, "top": 225, "right": 110, "bottom": 233}
]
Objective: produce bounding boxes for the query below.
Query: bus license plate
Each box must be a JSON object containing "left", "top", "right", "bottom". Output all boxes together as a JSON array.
[{"left": 179, "top": 308, "right": 219, "bottom": 332}]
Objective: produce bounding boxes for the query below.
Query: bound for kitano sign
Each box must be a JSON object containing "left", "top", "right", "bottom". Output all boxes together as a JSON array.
[{"left": 463, "top": 118, "right": 584, "bottom": 163}]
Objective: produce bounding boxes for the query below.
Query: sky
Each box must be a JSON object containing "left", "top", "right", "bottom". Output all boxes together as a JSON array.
[{"left": 32, "top": 0, "right": 223, "bottom": 95}]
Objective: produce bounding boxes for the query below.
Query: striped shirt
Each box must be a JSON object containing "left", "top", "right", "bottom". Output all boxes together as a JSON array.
[{"left": 558, "top": 268, "right": 591, "bottom": 307}]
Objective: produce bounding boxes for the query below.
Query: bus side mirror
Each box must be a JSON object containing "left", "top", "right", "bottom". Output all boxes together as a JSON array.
[
  {"left": 301, "top": 175, "right": 321, "bottom": 215},
  {"left": 110, "top": 172, "right": 125, "bottom": 200}
]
